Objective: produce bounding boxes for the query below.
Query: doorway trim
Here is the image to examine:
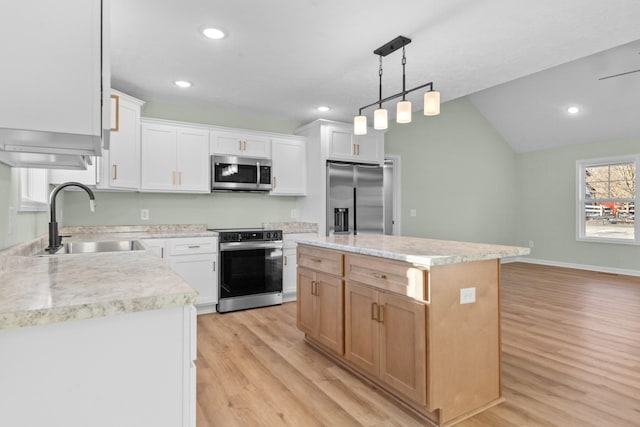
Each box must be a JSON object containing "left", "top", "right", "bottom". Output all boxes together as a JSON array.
[{"left": 384, "top": 154, "right": 402, "bottom": 236}]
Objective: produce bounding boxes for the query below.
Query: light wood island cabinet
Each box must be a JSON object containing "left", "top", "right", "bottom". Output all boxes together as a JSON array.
[{"left": 296, "top": 235, "right": 529, "bottom": 426}]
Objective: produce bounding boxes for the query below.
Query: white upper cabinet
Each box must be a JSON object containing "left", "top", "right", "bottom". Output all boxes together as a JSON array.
[
  {"left": 326, "top": 125, "right": 383, "bottom": 165},
  {"left": 211, "top": 130, "right": 271, "bottom": 159},
  {"left": 176, "top": 128, "right": 211, "bottom": 192},
  {"left": 271, "top": 137, "right": 307, "bottom": 196},
  {"left": 0, "top": 0, "right": 109, "bottom": 159},
  {"left": 98, "top": 91, "right": 145, "bottom": 190},
  {"left": 140, "top": 121, "right": 210, "bottom": 193}
]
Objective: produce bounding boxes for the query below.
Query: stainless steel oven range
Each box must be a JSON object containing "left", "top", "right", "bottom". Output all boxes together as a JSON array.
[{"left": 212, "top": 228, "right": 283, "bottom": 313}]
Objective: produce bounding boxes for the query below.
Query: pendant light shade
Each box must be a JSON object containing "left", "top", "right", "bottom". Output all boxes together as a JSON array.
[
  {"left": 396, "top": 101, "right": 412, "bottom": 124},
  {"left": 424, "top": 90, "right": 440, "bottom": 116},
  {"left": 374, "top": 108, "right": 388, "bottom": 130},
  {"left": 354, "top": 115, "right": 367, "bottom": 135}
]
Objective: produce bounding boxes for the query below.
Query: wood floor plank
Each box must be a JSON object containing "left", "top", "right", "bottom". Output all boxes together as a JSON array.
[{"left": 197, "top": 263, "right": 640, "bottom": 426}]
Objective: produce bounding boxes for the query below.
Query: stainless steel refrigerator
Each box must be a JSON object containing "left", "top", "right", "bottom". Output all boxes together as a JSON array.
[{"left": 326, "top": 162, "right": 385, "bottom": 236}]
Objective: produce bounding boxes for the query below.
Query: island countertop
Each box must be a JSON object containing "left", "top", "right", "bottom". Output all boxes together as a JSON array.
[
  {"left": 296, "top": 234, "right": 530, "bottom": 267},
  {"left": 0, "top": 249, "right": 197, "bottom": 331}
]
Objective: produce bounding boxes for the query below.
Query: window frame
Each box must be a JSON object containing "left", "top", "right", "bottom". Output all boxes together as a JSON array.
[
  {"left": 576, "top": 155, "right": 639, "bottom": 245},
  {"left": 18, "top": 168, "right": 49, "bottom": 212}
]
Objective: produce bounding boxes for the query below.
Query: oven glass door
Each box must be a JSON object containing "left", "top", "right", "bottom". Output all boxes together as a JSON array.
[{"left": 219, "top": 245, "right": 283, "bottom": 299}]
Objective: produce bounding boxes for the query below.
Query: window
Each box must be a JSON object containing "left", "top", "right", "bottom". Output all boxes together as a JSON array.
[
  {"left": 18, "top": 168, "right": 49, "bottom": 212},
  {"left": 577, "top": 156, "right": 638, "bottom": 244}
]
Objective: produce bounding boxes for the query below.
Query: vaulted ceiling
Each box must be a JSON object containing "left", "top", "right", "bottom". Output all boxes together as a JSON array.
[{"left": 111, "top": 0, "right": 640, "bottom": 151}]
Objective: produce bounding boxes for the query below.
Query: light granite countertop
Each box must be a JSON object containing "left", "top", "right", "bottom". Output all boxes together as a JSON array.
[
  {"left": 0, "top": 251, "right": 197, "bottom": 330},
  {"left": 296, "top": 234, "right": 530, "bottom": 267},
  {"left": 0, "top": 224, "right": 214, "bottom": 331}
]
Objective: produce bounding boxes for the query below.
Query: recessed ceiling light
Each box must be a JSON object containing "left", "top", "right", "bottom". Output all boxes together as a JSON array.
[
  {"left": 567, "top": 106, "right": 580, "bottom": 115},
  {"left": 317, "top": 106, "right": 331, "bottom": 112},
  {"left": 201, "top": 27, "right": 226, "bottom": 40},
  {"left": 174, "top": 80, "right": 192, "bottom": 88}
]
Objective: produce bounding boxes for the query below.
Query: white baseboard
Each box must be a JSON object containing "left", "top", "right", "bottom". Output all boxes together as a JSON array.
[{"left": 502, "top": 257, "right": 640, "bottom": 277}]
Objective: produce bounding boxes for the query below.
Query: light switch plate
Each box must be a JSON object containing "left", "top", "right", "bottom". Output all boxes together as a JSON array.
[
  {"left": 141, "top": 209, "right": 149, "bottom": 221},
  {"left": 410, "top": 209, "right": 417, "bottom": 217},
  {"left": 460, "top": 287, "right": 476, "bottom": 304}
]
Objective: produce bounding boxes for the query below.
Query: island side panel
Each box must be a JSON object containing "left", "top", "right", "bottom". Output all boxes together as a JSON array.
[{"left": 427, "top": 259, "right": 501, "bottom": 423}]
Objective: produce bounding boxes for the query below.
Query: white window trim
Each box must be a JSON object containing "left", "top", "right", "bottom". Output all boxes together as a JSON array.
[
  {"left": 18, "top": 168, "right": 49, "bottom": 212},
  {"left": 576, "top": 154, "right": 639, "bottom": 245}
]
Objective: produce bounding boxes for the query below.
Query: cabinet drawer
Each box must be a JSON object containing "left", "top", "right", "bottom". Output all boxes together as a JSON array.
[
  {"left": 297, "top": 245, "right": 344, "bottom": 276},
  {"left": 167, "top": 237, "right": 217, "bottom": 256},
  {"left": 345, "top": 254, "right": 427, "bottom": 300}
]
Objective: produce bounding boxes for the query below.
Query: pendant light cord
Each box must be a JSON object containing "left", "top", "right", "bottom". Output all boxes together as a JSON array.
[
  {"left": 378, "top": 56, "right": 383, "bottom": 108},
  {"left": 402, "top": 46, "right": 407, "bottom": 101}
]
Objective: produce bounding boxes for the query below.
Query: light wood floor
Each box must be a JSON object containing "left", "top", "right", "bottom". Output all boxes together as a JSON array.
[{"left": 195, "top": 263, "right": 640, "bottom": 426}]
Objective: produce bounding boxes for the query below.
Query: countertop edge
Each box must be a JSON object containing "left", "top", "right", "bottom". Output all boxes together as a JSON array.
[
  {"left": 296, "top": 238, "right": 530, "bottom": 267},
  {"left": 0, "top": 291, "right": 197, "bottom": 331}
]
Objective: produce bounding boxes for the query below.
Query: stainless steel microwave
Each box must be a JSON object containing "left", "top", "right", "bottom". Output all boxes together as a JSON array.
[{"left": 211, "top": 155, "right": 272, "bottom": 191}]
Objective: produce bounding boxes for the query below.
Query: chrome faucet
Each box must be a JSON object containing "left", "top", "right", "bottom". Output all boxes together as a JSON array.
[{"left": 46, "top": 182, "right": 95, "bottom": 253}]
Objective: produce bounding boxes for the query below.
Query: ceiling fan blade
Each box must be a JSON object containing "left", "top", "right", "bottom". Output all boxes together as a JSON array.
[{"left": 598, "top": 68, "right": 640, "bottom": 80}]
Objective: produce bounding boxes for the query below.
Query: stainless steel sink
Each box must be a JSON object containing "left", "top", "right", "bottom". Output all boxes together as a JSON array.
[
  {"left": 34, "top": 240, "right": 145, "bottom": 256},
  {"left": 60, "top": 240, "right": 145, "bottom": 254}
]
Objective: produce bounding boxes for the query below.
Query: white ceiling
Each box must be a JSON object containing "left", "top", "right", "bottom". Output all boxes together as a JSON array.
[{"left": 111, "top": 0, "right": 640, "bottom": 150}]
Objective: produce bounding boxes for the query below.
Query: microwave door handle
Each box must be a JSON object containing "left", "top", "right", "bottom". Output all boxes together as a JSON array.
[{"left": 256, "top": 161, "right": 260, "bottom": 187}]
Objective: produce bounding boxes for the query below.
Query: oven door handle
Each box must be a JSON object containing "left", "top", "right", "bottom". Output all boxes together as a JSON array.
[{"left": 219, "top": 241, "right": 283, "bottom": 251}]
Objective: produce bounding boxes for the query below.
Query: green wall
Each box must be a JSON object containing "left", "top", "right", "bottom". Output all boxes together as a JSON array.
[
  {"left": 0, "top": 164, "right": 48, "bottom": 250},
  {"left": 385, "top": 97, "right": 519, "bottom": 246},
  {"left": 62, "top": 190, "right": 296, "bottom": 229},
  {"left": 517, "top": 137, "right": 640, "bottom": 270}
]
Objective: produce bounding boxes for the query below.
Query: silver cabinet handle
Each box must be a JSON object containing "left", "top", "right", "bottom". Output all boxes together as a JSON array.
[{"left": 188, "top": 245, "right": 200, "bottom": 249}]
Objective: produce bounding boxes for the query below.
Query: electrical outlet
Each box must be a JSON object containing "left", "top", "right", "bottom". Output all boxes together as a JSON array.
[
  {"left": 141, "top": 209, "right": 149, "bottom": 221},
  {"left": 290, "top": 209, "right": 297, "bottom": 219},
  {"left": 410, "top": 209, "right": 417, "bottom": 217},
  {"left": 529, "top": 240, "right": 535, "bottom": 248},
  {"left": 460, "top": 287, "right": 476, "bottom": 304}
]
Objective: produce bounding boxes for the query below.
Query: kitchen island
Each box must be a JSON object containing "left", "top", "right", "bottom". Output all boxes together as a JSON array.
[
  {"left": 0, "top": 227, "right": 202, "bottom": 427},
  {"left": 295, "top": 235, "right": 529, "bottom": 426}
]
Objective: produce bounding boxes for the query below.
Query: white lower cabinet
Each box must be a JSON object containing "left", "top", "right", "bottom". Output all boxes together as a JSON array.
[
  {"left": 282, "top": 233, "right": 317, "bottom": 301},
  {"left": 141, "top": 237, "right": 218, "bottom": 314},
  {"left": 0, "top": 305, "right": 196, "bottom": 427}
]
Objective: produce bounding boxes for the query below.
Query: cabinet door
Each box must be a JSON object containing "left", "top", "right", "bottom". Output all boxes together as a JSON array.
[
  {"left": 0, "top": 0, "right": 101, "bottom": 137},
  {"left": 176, "top": 128, "right": 209, "bottom": 192},
  {"left": 327, "top": 126, "right": 356, "bottom": 161},
  {"left": 296, "top": 267, "right": 315, "bottom": 336},
  {"left": 344, "top": 281, "right": 379, "bottom": 376},
  {"left": 141, "top": 124, "right": 177, "bottom": 191},
  {"left": 109, "top": 97, "right": 141, "bottom": 189},
  {"left": 242, "top": 134, "right": 271, "bottom": 158},
  {"left": 139, "top": 238, "right": 167, "bottom": 261},
  {"left": 210, "top": 131, "right": 270, "bottom": 158},
  {"left": 283, "top": 248, "right": 298, "bottom": 299},
  {"left": 210, "top": 131, "right": 243, "bottom": 156},
  {"left": 271, "top": 138, "right": 306, "bottom": 195},
  {"left": 170, "top": 254, "right": 217, "bottom": 305},
  {"left": 378, "top": 292, "right": 427, "bottom": 405},
  {"left": 354, "top": 133, "right": 383, "bottom": 164},
  {"left": 315, "top": 272, "right": 344, "bottom": 355}
]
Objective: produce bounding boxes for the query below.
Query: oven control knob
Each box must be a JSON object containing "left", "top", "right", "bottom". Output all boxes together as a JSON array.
[
  {"left": 266, "top": 232, "right": 271, "bottom": 239},
  {"left": 272, "top": 231, "right": 280, "bottom": 240}
]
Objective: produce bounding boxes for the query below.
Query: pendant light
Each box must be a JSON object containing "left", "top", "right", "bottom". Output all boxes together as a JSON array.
[
  {"left": 353, "top": 35, "right": 441, "bottom": 135},
  {"left": 374, "top": 56, "right": 388, "bottom": 130}
]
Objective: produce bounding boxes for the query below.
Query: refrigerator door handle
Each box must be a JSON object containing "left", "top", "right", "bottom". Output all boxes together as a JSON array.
[{"left": 353, "top": 187, "right": 357, "bottom": 235}]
